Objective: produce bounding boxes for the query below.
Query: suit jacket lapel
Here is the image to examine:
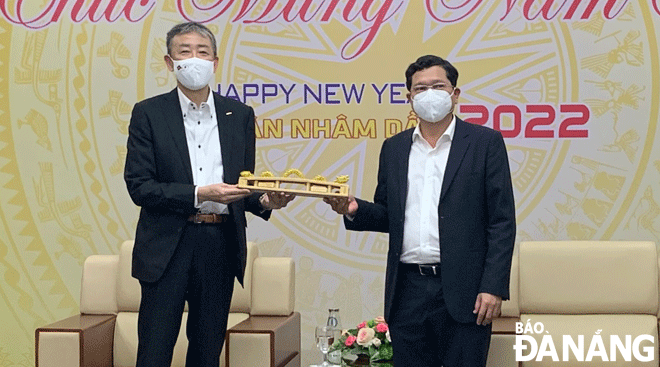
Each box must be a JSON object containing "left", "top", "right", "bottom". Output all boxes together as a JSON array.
[
  {"left": 163, "top": 88, "right": 194, "bottom": 184},
  {"left": 213, "top": 93, "right": 237, "bottom": 183},
  {"left": 397, "top": 130, "right": 414, "bottom": 212},
  {"left": 441, "top": 118, "right": 471, "bottom": 201}
]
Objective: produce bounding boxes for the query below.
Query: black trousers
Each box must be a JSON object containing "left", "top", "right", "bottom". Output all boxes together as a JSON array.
[
  {"left": 388, "top": 265, "right": 492, "bottom": 367},
  {"left": 135, "top": 222, "right": 236, "bottom": 367}
]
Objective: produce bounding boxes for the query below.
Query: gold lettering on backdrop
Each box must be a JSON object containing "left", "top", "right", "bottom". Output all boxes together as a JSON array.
[
  {"left": 259, "top": 117, "right": 378, "bottom": 139},
  {"left": 262, "top": 119, "right": 284, "bottom": 139}
]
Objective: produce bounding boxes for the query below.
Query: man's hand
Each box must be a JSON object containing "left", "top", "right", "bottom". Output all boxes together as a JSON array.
[
  {"left": 259, "top": 192, "right": 295, "bottom": 210},
  {"left": 473, "top": 292, "right": 502, "bottom": 326},
  {"left": 323, "top": 195, "right": 358, "bottom": 216},
  {"left": 197, "top": 183, "right": 251, "bottom": 204}
]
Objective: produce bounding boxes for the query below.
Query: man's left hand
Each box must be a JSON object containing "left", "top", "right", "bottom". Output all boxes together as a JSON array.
[
  {"left": 473, "top": 292, "right": 502, "bottom": 326},
  {"left": 260, "top": 192, "right": 295, "bottom": 210}
]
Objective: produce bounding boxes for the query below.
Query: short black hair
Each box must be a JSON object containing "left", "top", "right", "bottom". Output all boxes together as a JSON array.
[
  {"left": 405, "top": 55, "right": 459, "bottom": 91},
  {"left": 166, "top": 22, "right": 217, "bottom": 57}
]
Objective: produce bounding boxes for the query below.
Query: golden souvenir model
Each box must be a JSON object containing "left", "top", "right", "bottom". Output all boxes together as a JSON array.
[{"left": 238, "top": 169, "right": 350, "bottom": 198}]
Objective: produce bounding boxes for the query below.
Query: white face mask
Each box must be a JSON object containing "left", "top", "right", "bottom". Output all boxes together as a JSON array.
[
  {"left": 171, "top": 57, "right": 214, "bottom": 91},
  {"left": 412, "top": 89, "right": 454, "bottom": 123}
]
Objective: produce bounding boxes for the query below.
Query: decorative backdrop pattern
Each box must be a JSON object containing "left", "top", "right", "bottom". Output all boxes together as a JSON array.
[{"left": 1, "top": 1, "right": 659, "bottom": 365}]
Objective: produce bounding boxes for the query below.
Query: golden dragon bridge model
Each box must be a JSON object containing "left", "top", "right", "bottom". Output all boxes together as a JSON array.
[{"left": 238, "top": 169, "right": 350, "bottom": 198}]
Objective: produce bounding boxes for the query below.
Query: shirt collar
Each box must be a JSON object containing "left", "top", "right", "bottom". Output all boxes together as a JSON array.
[
  {"left": 176, "top": 87, "right": 216, "bottom": 118},
  {"left": 412, "top": 114, "right": 456, "bottom": 144}
]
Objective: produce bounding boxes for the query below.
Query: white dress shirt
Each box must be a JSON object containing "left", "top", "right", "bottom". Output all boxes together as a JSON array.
[
  {"left": 177, "top": 87, "right": 228, "bottom": 214},
  {"left": 400, "top": 115, "right": 456, "bottom": 264}
]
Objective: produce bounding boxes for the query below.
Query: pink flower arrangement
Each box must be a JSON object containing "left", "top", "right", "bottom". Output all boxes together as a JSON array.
[
  {"left": 330, "top": 316, "right": 393, "bottom": 363},
  {"left": 356, "top": 327, "right": 376, "bottom": 346}
]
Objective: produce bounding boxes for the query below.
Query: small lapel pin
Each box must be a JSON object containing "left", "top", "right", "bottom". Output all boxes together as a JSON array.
[{"left": 226, "top": 111, "right": 233, "bottom": 115}]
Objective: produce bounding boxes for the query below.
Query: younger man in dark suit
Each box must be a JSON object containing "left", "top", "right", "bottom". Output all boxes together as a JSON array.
[
  {"left": 124, "top": 22, "right": 292, "bottom": 367},
  {"left": 325, "top": 55, "right": 516, "bottom": 366}
]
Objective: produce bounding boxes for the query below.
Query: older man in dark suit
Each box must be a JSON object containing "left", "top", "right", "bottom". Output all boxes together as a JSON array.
[
  {"left": 325, "top": 55, "right": 516, "bottom": 366},
  {"left": 124, "top": 22, "right": 292, "bottom": 367}
]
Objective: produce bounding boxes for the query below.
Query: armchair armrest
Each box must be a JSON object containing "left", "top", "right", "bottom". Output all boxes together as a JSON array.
[
  {"left": 36, "top": 314, "right": 116, "bottom": 367},
  {"left": 487, "top": 317, "right": 520, "bottom": 367},
  {"left": 226, "top": 312, "right": 301, "bottom": 367},
  {"left": 492, "top": 316, "right": 519, "bottom": 335}
]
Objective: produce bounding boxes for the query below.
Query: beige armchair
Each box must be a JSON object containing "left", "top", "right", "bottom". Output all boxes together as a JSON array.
[
  {"left": 35, "top": 240, "right": 300, "bottom": 367},
  {"left": 489, "top": 240, "right": 659, "bottom": 366}
]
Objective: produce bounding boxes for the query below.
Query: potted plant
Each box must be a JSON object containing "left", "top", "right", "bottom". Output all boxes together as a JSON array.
[{"left": 329, "top": 317, "right": 393, "bottom": 365}]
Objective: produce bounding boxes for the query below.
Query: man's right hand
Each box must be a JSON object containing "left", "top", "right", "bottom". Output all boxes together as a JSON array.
[
  {"left": 323, "top": 195, "right": 358, "bottom": 216},
  {"left": 197, "top": 183, "right": 251, "bottom": 204}
]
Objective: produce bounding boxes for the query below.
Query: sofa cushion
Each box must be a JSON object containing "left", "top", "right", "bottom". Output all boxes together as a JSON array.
[
  {"left": 251, "top": 257, "right": 295, "bottom": 315},
  {"left": 519, "top": 241, "right": 658, "bottom": 314},
  {"left": 113, "top": 311, "right": 250, "bottom": 367},
  {"left": 116, "top": 240, "right": 141, "bottom": 312},
  {"left": 117, "top": 240, "right": 260, "bottom": 313},
  {"left": 229, "top": 242, "right": 259, "bottom": 313}
]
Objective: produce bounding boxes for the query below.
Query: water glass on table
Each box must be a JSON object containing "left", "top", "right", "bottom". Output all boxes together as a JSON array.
[{"left": 314, "top": 325, "right": 339, "bottom": 367}]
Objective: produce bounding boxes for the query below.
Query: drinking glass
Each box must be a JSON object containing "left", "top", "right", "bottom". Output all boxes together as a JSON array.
[{"left": 315, "top": 325, "right": 334, "bottom": 367}]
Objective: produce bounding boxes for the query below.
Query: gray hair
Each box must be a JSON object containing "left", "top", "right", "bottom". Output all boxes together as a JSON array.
[{"left": 166, "top": 22, "right": 217, "bottom": 57}]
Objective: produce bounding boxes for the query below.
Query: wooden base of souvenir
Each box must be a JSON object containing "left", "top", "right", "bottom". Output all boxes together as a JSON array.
[{"left": 238, "top": 175, "right": 349, "bottom": 198}]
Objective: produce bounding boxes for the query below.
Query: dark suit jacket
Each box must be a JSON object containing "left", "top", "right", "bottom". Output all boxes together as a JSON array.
[
  {"left": 124, "top": 88, "right": 269, "bottom": 285},
  {"left": 345, "top": 117, "right": 516, "bottom": 323}
]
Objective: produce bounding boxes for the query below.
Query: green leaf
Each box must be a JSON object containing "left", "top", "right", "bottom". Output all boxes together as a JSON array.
[
  {"left": 377, "top": 344, "right": 394, "bottom": 360},
  {"left": 344, "top": 349, "right": 359, "bottom": 357}
]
